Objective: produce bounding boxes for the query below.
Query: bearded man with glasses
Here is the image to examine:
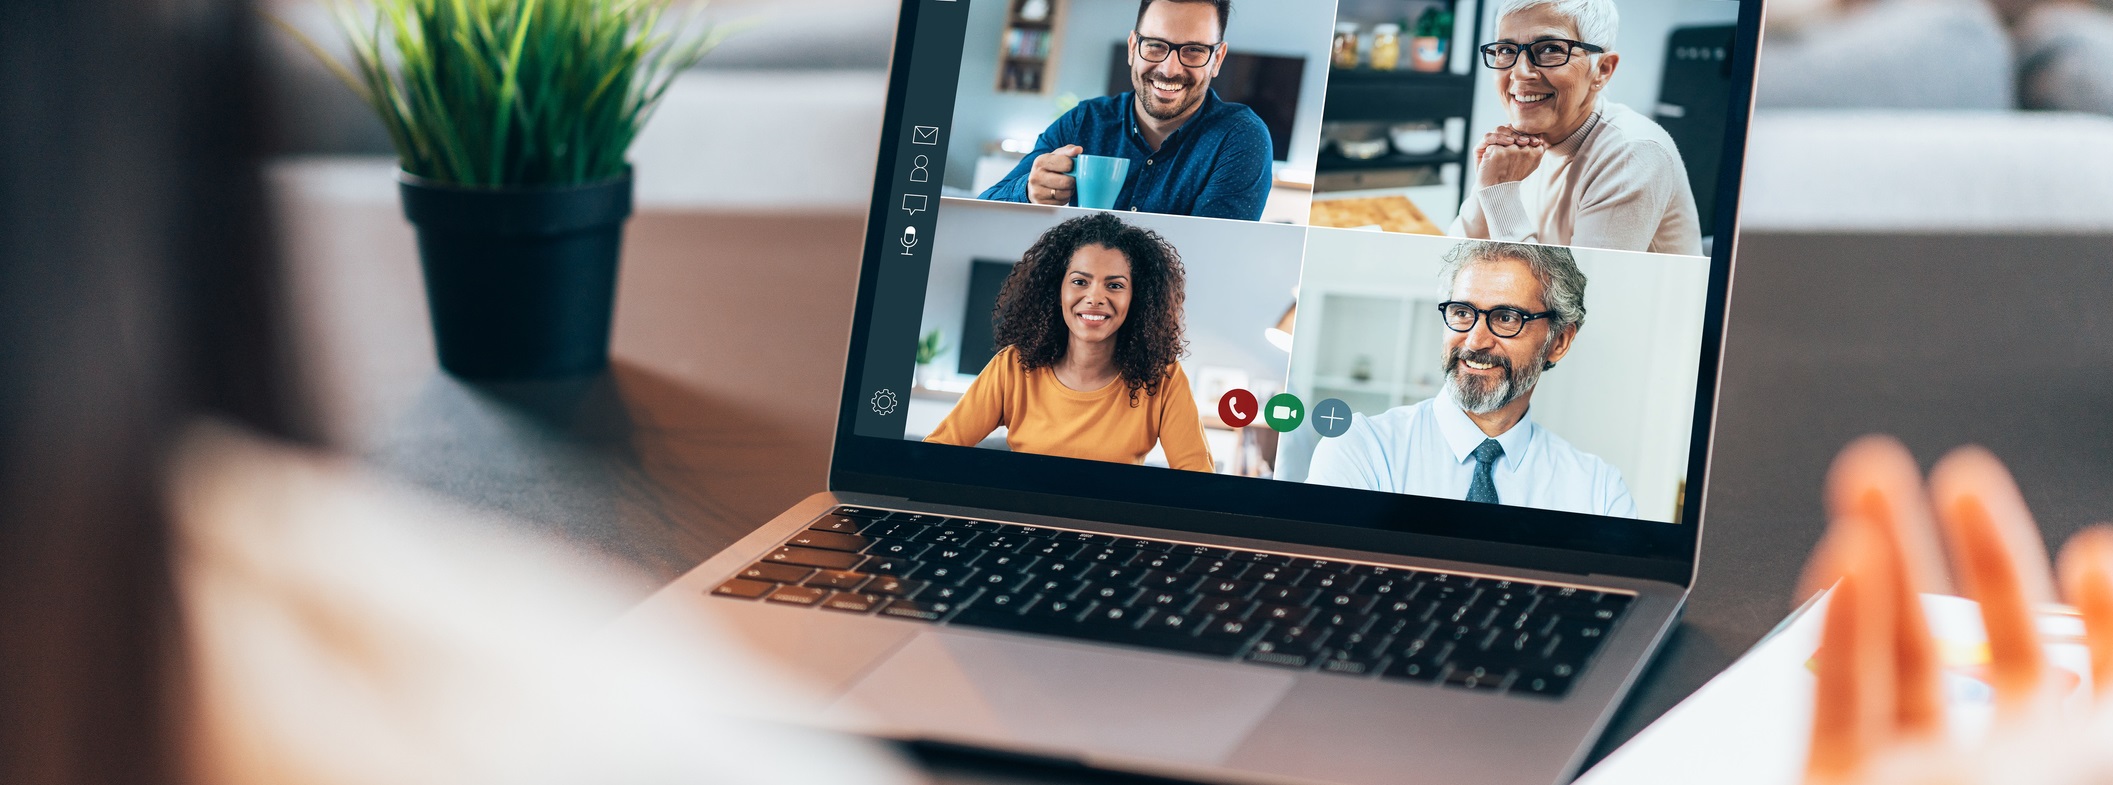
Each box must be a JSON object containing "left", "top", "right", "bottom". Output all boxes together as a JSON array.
[
  {"left": 979, "top": 0, "right": 1275, "bottom": 221},
  {"left": 1449, "top": 0, "right": 1705, "bottom": 257},
  {"left": 1307, "top": 241, "right": 1637, "bottom": 518}
]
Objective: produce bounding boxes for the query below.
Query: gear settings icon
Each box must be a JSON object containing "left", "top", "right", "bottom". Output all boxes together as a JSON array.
[{"left": 869, "top": 388, "right": 900, "bottom": 416}]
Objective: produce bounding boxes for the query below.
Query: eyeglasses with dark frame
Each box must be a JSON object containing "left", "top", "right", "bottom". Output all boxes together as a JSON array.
[
  {"left": 1478, "top": 38, "right": 1605, "bottom": 69},
  {"left": 1134, "top": 34, "right": 1223, "bottom": 68},
  {"left": 1437, "top": 301, "right": 1557, "bottom": 338}
]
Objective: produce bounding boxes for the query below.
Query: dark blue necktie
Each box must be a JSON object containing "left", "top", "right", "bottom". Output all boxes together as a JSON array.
[{"left": 1467, "top": 439, "right": 1504, "bottom": 504}]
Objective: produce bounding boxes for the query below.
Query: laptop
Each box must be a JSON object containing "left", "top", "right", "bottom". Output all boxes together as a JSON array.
[{"left": 618, "top": 0, "right": 1762, "bottom": 782}]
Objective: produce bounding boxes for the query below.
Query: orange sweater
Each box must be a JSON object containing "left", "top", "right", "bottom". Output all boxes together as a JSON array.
[{"left": 925, "top": 347, "right": 1215, "bottom": 472}]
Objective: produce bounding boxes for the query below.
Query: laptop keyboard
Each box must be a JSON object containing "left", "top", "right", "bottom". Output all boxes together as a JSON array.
[{"left": 710, "top": 507, "right": 1632, "bottom": 698}]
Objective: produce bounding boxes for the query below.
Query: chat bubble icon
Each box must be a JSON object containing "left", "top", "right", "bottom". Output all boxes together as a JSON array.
[{"left": 901, "top": 194, "right": 929, "bottom": 216}]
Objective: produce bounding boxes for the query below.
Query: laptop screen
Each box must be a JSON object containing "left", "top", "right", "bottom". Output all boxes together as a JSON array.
[{"left": 838, "top": 0, "right": 1755, "bottom": 567}]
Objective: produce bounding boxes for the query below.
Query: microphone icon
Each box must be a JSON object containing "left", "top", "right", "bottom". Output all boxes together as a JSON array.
[{"left": 900, "top": 226, "right": 919, "bottom": 256}]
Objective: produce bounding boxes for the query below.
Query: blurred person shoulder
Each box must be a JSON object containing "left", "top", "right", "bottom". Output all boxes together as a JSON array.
[
  {"left": 1757, "top": 0, "right": 2014, "bottom": 109},
  {"left": 168, "top": 422, "right": 922, "bottom": 785},
  {"left": 2015, "top": 1, "right": 2113, "bottom": 115}
]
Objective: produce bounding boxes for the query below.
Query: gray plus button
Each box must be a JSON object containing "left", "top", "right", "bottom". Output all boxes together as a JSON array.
[{"left": 1312, "top": 398, "right": 1353, "bottom": 438}]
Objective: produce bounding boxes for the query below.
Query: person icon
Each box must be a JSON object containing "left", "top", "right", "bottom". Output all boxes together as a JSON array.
[{"left": 910, "top": 154, "right": 931, "bottom": 184}]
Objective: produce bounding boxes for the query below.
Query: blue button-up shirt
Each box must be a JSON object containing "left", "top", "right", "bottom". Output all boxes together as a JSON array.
[{"left": 979, "top": 89, "right": 1274, "bottom": 221}]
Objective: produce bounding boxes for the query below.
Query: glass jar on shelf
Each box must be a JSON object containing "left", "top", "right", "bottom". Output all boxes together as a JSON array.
[
  {"left": 1332, "top": 22, "right": 1361, "bottom": 69},
  {"left": 1369, "top": 23, "right": 1402, "bottom": 71}
]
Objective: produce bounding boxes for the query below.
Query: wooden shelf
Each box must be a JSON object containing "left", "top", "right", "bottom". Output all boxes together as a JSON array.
[
  {"left": 1316, "top": 148, "right": 1461, "bottom": 173},
  {"left": 1322, "top": 71, "right": 1475, "bottom": 123}
]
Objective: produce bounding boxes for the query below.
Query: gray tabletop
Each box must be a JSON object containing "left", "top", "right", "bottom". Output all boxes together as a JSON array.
[{"left": 274, "top": 162, "right": 2113, "bottom": 781}]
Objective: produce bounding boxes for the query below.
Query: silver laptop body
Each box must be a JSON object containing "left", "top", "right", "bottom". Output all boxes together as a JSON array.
[{"left": 618, "top": 0, "right": 1763, "bottom": 781}]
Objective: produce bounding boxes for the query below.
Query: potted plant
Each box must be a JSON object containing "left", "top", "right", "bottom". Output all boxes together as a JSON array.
[
  {"left": 1410, "top": 7, "right": 1453, "bottom": 73},
  {"left": 914, "top": 329, "right": 948, "bottom": 388},
  {"left": 284, "top": 0, "right": 737, "bottom": 379}
]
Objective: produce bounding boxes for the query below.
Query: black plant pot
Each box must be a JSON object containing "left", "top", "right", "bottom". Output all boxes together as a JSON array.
[{"left": 399, "top": 171, "right": 633, "bottom": 380}]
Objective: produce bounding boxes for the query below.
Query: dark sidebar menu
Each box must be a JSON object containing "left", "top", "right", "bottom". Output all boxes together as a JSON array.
[{"left": 854, "top": 0, "right": 970, "bottom": 439}]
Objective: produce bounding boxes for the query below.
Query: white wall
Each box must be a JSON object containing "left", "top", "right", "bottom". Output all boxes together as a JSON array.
[
  {"left": 1278, "top": 229, "right": 1710, "bottom": 522},
  {"left": 945, "top": 0, "right": 1336, "bottom": 191},
  {"left": 914, "top": 198, "right": 1306, "bottom": 386},
  {"left": 1464, "top": 0, "right": 1742, "bottom": 184}
]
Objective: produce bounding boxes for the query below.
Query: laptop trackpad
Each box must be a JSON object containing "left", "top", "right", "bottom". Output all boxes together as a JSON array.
[{"left": 834, "top": 630, "right": 1296, "bottom": 765}]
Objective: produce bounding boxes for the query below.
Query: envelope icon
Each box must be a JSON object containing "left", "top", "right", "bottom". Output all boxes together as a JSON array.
[{"left": 911, "top": 126, "right": 940, "bottom": 146}]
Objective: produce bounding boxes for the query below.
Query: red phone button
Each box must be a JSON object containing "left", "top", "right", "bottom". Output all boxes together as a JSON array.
[{"left": 1218, "top": 389, "right": 1258, "bottom": 427}]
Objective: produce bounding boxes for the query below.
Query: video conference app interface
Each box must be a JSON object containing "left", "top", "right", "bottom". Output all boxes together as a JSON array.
[{"left": 856, "top": 0, "right": 1741, "bottom": 524}]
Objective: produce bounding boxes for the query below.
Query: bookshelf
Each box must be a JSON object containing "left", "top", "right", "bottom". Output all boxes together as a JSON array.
[{"left": 996, "top": 0, "right": 1065, "bottom": 95}]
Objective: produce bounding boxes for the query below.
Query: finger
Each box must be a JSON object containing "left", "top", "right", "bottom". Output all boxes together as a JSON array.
[
  {"left": 1870, "top": 510, "right": 1945, "bottom": 738},
  {"left": 1814, "top": 435, "right": 1952, "bottom": 598},
  {"left": 1929, "top": 446, "right": 2053, "bottom": 715},
  {"left": 2057, "top": 526, "right": 2113, "bottom": 699},
  {"left": 1808, "top": 521, "right": 1896, "bottom": 782},
  {"left": 1059, "top": 145, "right": 1083, "bottom": 158}
]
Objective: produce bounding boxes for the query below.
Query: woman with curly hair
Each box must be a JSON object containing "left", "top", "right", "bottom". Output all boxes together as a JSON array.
[{"left": 925, "top": 213, "right": 1213, "bottom": 472}]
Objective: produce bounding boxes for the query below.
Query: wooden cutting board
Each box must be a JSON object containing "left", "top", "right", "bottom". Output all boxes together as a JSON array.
[{"left": 1308, "top": 195, "right": 1444, "bottom": 235}]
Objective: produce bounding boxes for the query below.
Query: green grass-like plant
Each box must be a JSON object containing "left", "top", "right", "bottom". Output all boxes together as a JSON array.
[{"left": 282, "top": 0, "right": 739, "bottom": 188}]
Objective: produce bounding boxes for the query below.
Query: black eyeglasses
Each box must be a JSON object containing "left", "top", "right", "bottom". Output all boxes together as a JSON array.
[
  {"left": 1135, "top": 35, "right": 1221, "bottom": 68},
  {"left": 1479, "top": 38, "right": 1604, "bottom": 69},
  {"left": 1438, "top": 301, "right": 1556, "bottom": 338}
]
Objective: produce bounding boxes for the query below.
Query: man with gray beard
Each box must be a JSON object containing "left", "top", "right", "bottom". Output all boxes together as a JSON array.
[{"left": 1306, "top": 241, "right": 1636, "bottom": 518}]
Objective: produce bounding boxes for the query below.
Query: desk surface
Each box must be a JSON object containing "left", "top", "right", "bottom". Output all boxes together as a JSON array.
[{"left": 274, "top": 160, "right": 2113, "bottom": 782}]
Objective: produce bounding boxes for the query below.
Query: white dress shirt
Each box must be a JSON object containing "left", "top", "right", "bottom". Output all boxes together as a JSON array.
[{"left": 1304, "top": 391, "right": 1638, "bottom": 519}]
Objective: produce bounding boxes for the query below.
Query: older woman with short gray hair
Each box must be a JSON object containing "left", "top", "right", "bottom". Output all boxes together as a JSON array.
[{"left": 1449, "top": 0, "right": 1705, "bottom": 256}]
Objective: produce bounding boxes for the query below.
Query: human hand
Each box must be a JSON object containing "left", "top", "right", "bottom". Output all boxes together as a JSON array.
[
  {"left": 1475, "top": 128, "right": 1545, "bottom": 188},
  {"left": 1800, "top": 436, "right": 2113, "bottom": 785},
  {"left": 1027, "top": 145, "right": 1083, "bottom": 206}
]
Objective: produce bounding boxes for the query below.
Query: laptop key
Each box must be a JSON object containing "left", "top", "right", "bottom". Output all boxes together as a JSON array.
[
  {"left": 1317, "top": 650, "right": 1387, "bottom": 676},
  {"left": 978, "top": 552, "right": 1038, "bottom": 572},
  {"left": 1256, "top": 604, "right": 1314, "bottom": 625},
  {"left": 1255, "top": 585, "right": 1319, "bottom": 605},
  {"left": 863, "top": 538, "right": 930, "bottom": 560},
  {"left": 1246, "top": 565, "right": 1303, "bottom": 585},
  {"left": 923, "top": 584, "right": 978, "bottom": 603},
  {"left": 764, "top": 585, "right": 829, "bottom": 606},
  {"left": 1194, "top": 597, "right": 1258, "bottom": 620},
  {"left": 880, "top": 598, "right": 963, "bottom": 622},
  {"left": 1117, "top": 538, "right": 1175, "bottom": 552},
  {"left": 862, "top": 521, "right": 929, "bottom": 539},
  {"left": 1443, "top": 665, "right": 1510, "bottom": 691},
  {"left": 913, "top": 563, "right": 978, "bottom": 586},
  {"left": 829, "top": 506, "right": 888, "bottom": 518},
  {"left": 820, "top": 592, "right": 884, "bottom": 613},
  {"left": 1139, "top": 591, "right": 1198, "bottom": 612},
  {"left": 1024, "top": 597, "right": 1096, "bottom": 623},
  {"left": 787, "top": 530, "right": 870, "bottom": 552},
  {"left": 923, "top": 546, "right": 982, "bottom": 565},
  {"left": 1137, "top": 570, "right": 1196, "bottom": 590},
  {"left": 712, "top": 578, "right": 776, "bottom": 599},
  {"left": 809, "top": 515, "right": 866, "bottom": 533},
  {"left": 803, "top": 570, "right": 871, "bottom": 591},
  {"left": 1134, "top": 552, "right": 1192, "bottom": 571},
  {"left": 884, "top": 512, "right": 948, "bottom": 526},
  {"left": 1082, "top": 604, "right": 1146, "bottom": 629},
  {"left": 765, "top": 547, "right": 864, "bottom": 571},
  {"left": 1200, "top": 578, "right": 1258, "bottom": 598},
  {"left": 866, "top": 576, "right": 925, "bottom": 597},
  {"left": 1020, "top": 576, "right": 1087, "bottom": 599},
  {"left": 1136, "top": 608, "right": 1212, "bottom": 634},
  {"left": 1019, "top": 540, "right": 1087, "bottom": 559},
  {"left": 1083, "top": 584, "right": 1143, "bottom": 606},
  {"left": 739, "top": 563, "right": 813, "bottom": 584},
  {"left": 859, "top": 556, "right": 918, "bottom": 575},
  {"left": 976, "top": 534, "right": 1026, "bottom": 552},
  {"left": 913, "top": 527, "right": 982, "bottom": 546}
]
